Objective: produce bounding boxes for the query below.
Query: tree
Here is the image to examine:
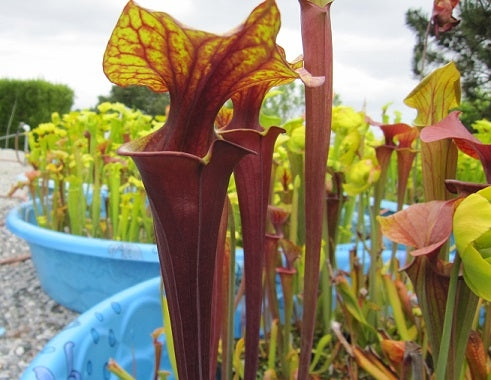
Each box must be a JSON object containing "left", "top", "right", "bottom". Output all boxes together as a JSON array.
[
  {"left": 405, "top": 0, "right": 491, "bottom": 127},
  {"left": 0, "top": 79, "right": 74, "bottom": 149},
  {"left": 98, "top": 85, "right": 170, "bottom": 116},
  {"left": 262, "top": 81, "right": 341, "bottom": 123},
  {"left": 262, "top": 82, "right": 305, "bottom": 122}
]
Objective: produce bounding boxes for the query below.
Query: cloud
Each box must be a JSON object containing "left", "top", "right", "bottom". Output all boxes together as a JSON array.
[
  {"left": 333, "top": 63, "right": 418, "bottom": 121},
  {"left": 1, "top": 0, "right": 115, "bottom": 38},
  {"left": 0, "top": 0, "right": 429, "bottom": 124}
]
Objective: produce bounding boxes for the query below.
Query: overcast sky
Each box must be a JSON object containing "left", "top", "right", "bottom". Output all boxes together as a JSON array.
[{"left": 0, "top": 0, "right": 432, "bottom": 124}]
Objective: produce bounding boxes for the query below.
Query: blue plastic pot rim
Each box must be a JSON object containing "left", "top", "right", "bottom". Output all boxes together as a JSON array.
[{"left": 6, "top": 201, "right": 159, "bottom": 262}]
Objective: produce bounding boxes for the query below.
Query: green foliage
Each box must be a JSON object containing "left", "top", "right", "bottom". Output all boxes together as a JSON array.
[
  {"left": 459, "top": 92, "right": 491, "bottom": 129},
  {"left": 405, "top": 0, "right": 491, "bottom": 125},
  {"left": 98, "top": 85, "right": 170, "bottom": 116},
  {"left": 472, "top": 118, "right": 491, "bottom": 143},
  {"left": 454, "top": 186, "right": 491, "bottom": 301},
  {"left": 0, "top": 78, "right": 74, "bottom": 149},
  {"left": 262, "top": 82, "right": 305, "bottom": 123}
]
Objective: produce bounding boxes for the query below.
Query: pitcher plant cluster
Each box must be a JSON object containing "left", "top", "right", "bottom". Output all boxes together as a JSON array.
[
  {"left": 100, "top": 0, "right": 490, "bottom": 378},
  {"left": 14, "top": 0, "right": 490, "bottom": 378},
  {"left": 9, "top": 103, "right": 161, "bottom": 242}
]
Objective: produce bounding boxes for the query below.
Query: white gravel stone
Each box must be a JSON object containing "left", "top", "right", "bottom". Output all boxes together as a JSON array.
[{"left": 0, "top": 149, "right": 78, "bottom": 378}]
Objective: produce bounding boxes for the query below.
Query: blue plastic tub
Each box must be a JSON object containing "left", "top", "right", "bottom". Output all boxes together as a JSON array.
[
  {"left": 6, "top": 201, "right": 409, "bottom": 313},
  {"left": 20, "top": 277, "right": 173, "bottom": 380},
  {"left": 6, "top": 201, "right": 161, "bottom": 312},
  {"left": 17, "top": 235, "right": 408, "bottom": 379}
]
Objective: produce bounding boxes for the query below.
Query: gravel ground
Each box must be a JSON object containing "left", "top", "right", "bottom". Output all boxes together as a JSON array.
[{"left": 0, "top": 149, "right": 78, "bottom": 380}]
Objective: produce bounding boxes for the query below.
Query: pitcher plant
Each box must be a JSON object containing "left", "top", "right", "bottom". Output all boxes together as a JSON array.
[{"left": 103, "top": 0, "right": 325, "bottom": 378}]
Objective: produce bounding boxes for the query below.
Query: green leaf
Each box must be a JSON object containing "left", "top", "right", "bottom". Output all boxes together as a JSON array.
[
  {"left": 404, "top": 255, "right": 479, "bottom": 377},
  {"left": 66, "top": 175, "right": 84, "bottom": 235},
  {"left": 335, "top": 276, "right": 378, "bottom": 342},
  {"left": 161, "top": 295, "right": 178, "bottom": 377},
  {"left": 404, "top": 62, "right": 461, "bottom": 127},
  {"left": 453, "top": 186, "right": 491, "bottom": 301},
  {"left": 382, "top": 275, "right": 410, "bottom": 341}
]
